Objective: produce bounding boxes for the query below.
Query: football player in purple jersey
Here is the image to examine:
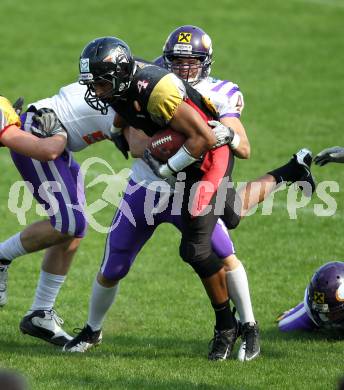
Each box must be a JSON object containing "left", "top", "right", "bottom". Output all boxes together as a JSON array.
[{"left": 277, "top": 262, "right": 344, "bottom": 333}]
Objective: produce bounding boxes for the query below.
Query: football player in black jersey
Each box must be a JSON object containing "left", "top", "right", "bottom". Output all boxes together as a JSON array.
[{"left": 64, "top": 36, "right": 316, "bottom": 360}]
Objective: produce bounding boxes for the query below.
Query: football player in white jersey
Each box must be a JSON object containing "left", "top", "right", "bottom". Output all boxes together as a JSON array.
[
  {"left": 0, "top": 82, "right": 117, "bottom": 345},
  {"left": 0, "top": 95, "right": 66, "bottom": 159},
  {"left": 154, "top": 25, "right": 259, "bottom": 360}
]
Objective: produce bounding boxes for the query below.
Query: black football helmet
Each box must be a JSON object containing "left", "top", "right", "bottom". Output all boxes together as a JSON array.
[
  {"left": 163, "top": 25, "right": 213, "bottom": 85},
  {"left": 79, "top": 36, "right": 136, "bottom": 114},
  {"left": 306, "top": 261, "right": 344, "bottom": 330}
]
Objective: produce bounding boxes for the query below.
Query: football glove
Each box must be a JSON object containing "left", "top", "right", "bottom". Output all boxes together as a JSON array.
[
  {"left": 208, "top": 120, "right": 240, "bottom": 149},
  {"left": 314, "top": 146, "right": 344, "bottom": 166},
  {"left": 30, "top": 108, "right": 67, "bottom": 138},
  {"left": 143, "top": 149, "right": 174, "bottom": 179},
  {"left": 110, "top": 125, "right": 129, "bottom": 159}
]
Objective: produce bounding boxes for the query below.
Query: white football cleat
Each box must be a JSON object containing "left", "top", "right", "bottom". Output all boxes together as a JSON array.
[
  {"left": 0, "top": 265, "right": 9, "bottom": 307},
  {"left": 19, "top": 309, "right": 72, "bottom": 346}
]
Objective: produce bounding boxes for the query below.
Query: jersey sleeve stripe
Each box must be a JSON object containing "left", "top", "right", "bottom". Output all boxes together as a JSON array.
[
  {"left": 219, "top": 113, "right": 240, "bottom": 119},
  {"left": 210, "top": 80, "right": 229, "bottom": 92},
  {"left": 226, "top": 86, "right": 240, "bottom": 98}
]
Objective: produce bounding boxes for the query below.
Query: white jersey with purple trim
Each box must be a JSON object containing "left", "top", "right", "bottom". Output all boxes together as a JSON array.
[
  {"left": 30, "top": 82, "right": 115, "bottom": 152},
  {"left": 131, "top": 76, "right": 244, "bottom": 190},
  {"left": 194, "top": 76, "right": 244, "bottom": 119}
]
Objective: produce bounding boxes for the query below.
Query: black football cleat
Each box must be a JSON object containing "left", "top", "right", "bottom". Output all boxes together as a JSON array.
[
  {"left": 293, "top": 148, "right": 316, "bottom": 197},
  {"left": 63, "top": 324, "right": 102, "bottom": 352},
  {"left": 237, "top": 322, "right": 260, "bottom": 362},
  {"left": 208, "top": 323, "right": 239, "bottom": 361}
]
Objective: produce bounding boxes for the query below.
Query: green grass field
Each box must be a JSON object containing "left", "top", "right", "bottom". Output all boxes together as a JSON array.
[{"left": 1, "top": 0, "right": 344, "bottom": 388}]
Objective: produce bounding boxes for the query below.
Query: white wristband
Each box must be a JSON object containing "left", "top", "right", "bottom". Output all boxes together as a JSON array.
[
  {"left": 110, "top": 124, "right": 122, "bottom": 135},
  {"left": 158, "top": 163, "right": 175, "bottom": 178},
  {"left": 230, "top": 132, "right": 240, "bottom": 150},
  {"left": 167, "top": 145, "right": 197, "bottom": 172}
]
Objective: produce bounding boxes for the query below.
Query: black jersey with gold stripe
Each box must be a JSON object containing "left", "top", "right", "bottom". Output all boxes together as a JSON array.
[{"left": 111, "top": 63, "right": 218, "bottom": 136}]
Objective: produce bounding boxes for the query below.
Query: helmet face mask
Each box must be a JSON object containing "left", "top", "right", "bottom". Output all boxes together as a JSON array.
[
  {"left": 163, "top": 25, "right": 213, "bottom": 85},
  {"left": 79, "top": 37, "right": 135, "bottom": 114},
  {"left": 166, "top": 57, "right": 204, "bottom": 85},
  {"left": 307, "top": 261, "right": 344, "bottom": 329}
]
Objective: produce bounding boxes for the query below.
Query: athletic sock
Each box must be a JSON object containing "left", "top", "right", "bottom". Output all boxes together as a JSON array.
[
  {"left": 29, "top": 271, "right": 66, "bottom": 312},
  {"left": 87, "top": 278, "right": 119, "bottom": 332},
  {"left": 212, "top": 299, "right": 236, "bottom": 330},
  {"left": 268, "top": 157, "right": 305, "bottom": 184},
  {"left": 226, "top": 264, "right": 255, "bottom": 324},
  {"left": 0, "top": 233, "right": 27, "bottom": 262}
]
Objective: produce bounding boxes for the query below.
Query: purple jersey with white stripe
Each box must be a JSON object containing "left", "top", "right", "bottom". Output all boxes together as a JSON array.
[{"left": 278, "top": 290, "right": 319, "bottom": 332}]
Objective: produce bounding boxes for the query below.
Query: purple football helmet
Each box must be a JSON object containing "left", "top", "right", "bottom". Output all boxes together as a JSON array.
[
  {"left": 163, "top": 25, "right": 213, "bottom": 85},
  {"left": 307, "top": 261, "right": 344, "bottom": 329}
]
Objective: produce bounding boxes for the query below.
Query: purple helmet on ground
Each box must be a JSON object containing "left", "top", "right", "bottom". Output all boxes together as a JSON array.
[
  {"left": 162, "top": 25, "right": 213, "bottom": 85},
  {"left": 307, "top": 261, "right": 344, "bottom": 329}
]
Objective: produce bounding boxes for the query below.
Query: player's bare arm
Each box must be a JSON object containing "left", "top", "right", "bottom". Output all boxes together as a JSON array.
[
  {"left": 123, "top": 126, "right": 150, "bottom": 158},
  {"left": 1, "top": 126, "right": 67, "bottom": 161},
  {"left": 220, "top": 116, "right": 250, "bottom": 159},
  {"left": 169, "top": 101, "right": 217, "bottom": 158}
]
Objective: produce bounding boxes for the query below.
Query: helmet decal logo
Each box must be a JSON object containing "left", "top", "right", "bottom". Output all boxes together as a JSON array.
[
  {"left": 137, "top": 80, "right": 149, "bottom": 93},
  {"left": 178, "top": 32, "right": 192, "bottom": 43},
  {"left": 80, "top": 58, "right": 90, "bottom": 73},
  {"left": 103, "top": 46, "right": 129, "bottom": 65},
  {"left": 336, "top": 283, "right": 344, "bottom": 302},
  {"left": 173, "top": 44, "right": 193, "bottom": 54},
  {"left": 201, "top": 34, "right": 212, "bottom": 49},
  {"left": 313, "top": 291, "right": 325, "bottom": 304}
]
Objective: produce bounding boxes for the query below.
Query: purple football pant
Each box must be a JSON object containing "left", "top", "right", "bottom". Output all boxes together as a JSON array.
[
  {"left": 278, "top": 302, "right": 318, "bottom": 332},
  {"left": 100, "top": 179, "right": 235, "bottom": 281},
  {"left": 10, "top": 112, "right": 87, "bottom": 237}
]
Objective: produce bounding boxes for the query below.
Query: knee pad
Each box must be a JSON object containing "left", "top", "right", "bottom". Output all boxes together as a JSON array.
[
  {"left": 179, "top": 240, "right": 223, "bottom": 279},
  {"left": 102, "top": 259, "right": 131, "bottom": 281}
]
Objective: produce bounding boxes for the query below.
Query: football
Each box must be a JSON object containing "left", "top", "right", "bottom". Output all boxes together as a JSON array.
[{"left": 149, "top": 128, "right": 186, "bottom": 162}]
